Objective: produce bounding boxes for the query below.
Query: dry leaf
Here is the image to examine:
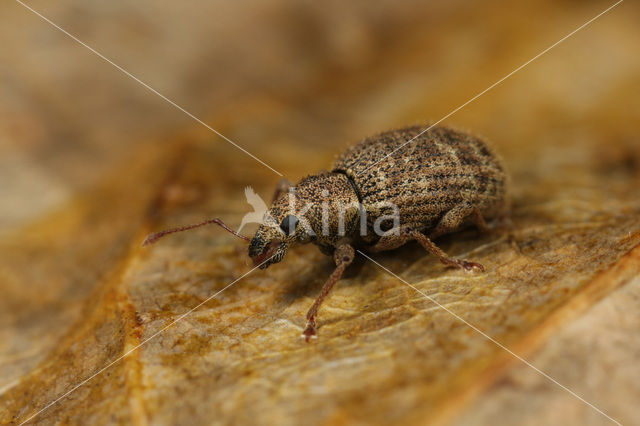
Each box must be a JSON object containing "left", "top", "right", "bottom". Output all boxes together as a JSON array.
[{"left": 1, "top": 1, "right": 639, "bottom": 425}]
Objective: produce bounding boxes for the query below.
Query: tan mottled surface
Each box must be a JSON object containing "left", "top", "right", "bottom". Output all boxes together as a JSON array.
[{"left": 1, "top": 0, "right": 639, "bottom": 425}]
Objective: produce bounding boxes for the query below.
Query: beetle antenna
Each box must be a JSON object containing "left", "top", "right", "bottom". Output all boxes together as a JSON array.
[{"left": 142, "top": 218, "right": 250, "bottom": 246}]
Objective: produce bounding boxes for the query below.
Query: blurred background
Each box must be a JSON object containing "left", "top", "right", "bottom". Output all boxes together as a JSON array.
[
  {"left": 1, "top": 0, "right": 639, "bottom": 425},
  {"left": 1, "top": 0, "right": 639, "bottom": 230}
]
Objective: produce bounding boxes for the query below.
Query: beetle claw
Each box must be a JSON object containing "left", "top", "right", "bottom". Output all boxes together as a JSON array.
[
  {"left": 460, "top": 260, "right": 485, "bottom": 273},
  {"left": 302, "top": 321, "right": 318, "bottom": 342}
]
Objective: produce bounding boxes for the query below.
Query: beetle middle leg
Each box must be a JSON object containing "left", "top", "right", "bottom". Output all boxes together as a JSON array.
[{"left": 302, "top": 244, "right": 355, "bottom": 342}]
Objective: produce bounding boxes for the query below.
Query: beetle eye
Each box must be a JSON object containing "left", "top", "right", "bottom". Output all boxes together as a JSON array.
[{"left": 279, "top": 215, "right": 299, "bottom": 236}]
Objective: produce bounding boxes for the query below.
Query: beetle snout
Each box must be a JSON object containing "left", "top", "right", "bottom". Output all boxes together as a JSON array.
[
  {"left": 248, "top": 236, "right": 266, "bottom": 259},
  {"left": 249, "top": 236, "right": 286, "bottom": 269}
]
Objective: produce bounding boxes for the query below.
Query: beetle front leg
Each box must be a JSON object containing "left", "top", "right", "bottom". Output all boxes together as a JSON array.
[
  {"left": 271, "top": 178, "right": 292, "bottom": 203},
  {"left": 303, "top": 244, "right": 355, "bottom": 342}
]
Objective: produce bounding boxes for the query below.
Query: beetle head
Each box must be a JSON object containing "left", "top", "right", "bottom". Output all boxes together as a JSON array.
[
  {"left": 248, "top": 184, "right": 319, "bottom": 269},
  {"left": 248, "top": 210, "right": 310, "bottom": 269}
]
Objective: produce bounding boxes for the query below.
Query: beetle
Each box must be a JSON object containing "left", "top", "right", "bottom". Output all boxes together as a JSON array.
[{"left": 144, "top": 125, "right": 509, "bottom": 341}]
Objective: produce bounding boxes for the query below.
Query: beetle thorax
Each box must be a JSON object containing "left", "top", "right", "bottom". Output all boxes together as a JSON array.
[{"left": 276, "top": 173, "right": 361, "bottom": 246}]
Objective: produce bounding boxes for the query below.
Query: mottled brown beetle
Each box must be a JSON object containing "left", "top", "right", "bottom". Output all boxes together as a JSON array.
[{"left": 144, "top": 125, "right": 509, "bottom": 341}]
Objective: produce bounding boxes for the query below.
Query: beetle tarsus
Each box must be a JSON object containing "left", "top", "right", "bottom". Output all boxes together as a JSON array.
[
  {"left": 458, "top": 260, "right": 485, "bottom": 272},
  {"left": 302, "top": 318, "right": 317, "bottom": 342}
]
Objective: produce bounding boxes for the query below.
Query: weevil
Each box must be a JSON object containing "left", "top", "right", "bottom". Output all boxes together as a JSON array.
[{"left": 144, "top": 125, "right": 509, "bottom": 341}]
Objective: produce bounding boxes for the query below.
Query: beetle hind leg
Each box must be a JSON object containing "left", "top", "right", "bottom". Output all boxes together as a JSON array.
[
  {"left": 429, "top": 202, "right": 490, "bottom": 240},
  {"left": 367, "top": 226, "right": 485, "bottom": 272},
  {"left": 412, "top": 231, "right": 485, "bottom": 272}
]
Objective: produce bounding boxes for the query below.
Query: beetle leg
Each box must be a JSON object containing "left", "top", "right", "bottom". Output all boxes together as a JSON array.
[
  {"left": 439, "top": 203, "right": 514, "bottom": 238},
  {"left": 367, "top": 226, "right": 415, "bottom": 252},
  {"left": 412, "top": 231, "right": 485, "bottom": 272},
  {"left": 470, "top": 206, "right": 490, "bottom": 234},
  {"left": 302, "top": 244, "right": 355, "bottom": 342},
  {"left": 429, "top": 202, "right": 493, "bottom": 239},
  {"left": 271, "top": 178, "right": 292, "bottom": 203},
  {"left": 367, "top": 227, "right": 484, "bottom": 272}
]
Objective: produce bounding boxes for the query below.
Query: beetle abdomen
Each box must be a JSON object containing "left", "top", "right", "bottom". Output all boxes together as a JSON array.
[{"left": 332, "top": 125, "right": 508, "bottom": 238}]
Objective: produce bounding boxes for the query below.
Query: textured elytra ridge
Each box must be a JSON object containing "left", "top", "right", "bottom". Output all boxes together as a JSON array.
[{"left": 333, "top": 125, "right": 508, "bottom": 240}]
